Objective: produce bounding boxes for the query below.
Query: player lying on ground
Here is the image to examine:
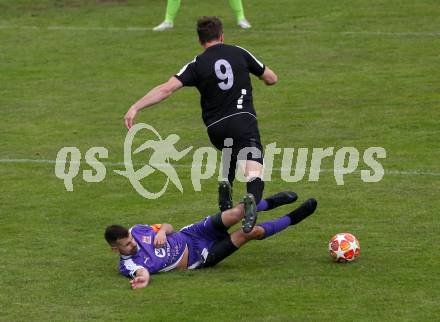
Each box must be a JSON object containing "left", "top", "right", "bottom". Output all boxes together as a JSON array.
[{"left": 104, "top": 192, "right": 317, "bottom": 289}]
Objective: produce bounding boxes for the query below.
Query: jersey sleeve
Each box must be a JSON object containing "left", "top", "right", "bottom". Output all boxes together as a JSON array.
[
  {"left": 174, "top": 57, "right": 198, "bottom": 86},
  {"left": 119, "top": 258, "right": 145, "bottom": 279},
  {"left": 236, "top": 46, "right": 266, "bottom": 77}
]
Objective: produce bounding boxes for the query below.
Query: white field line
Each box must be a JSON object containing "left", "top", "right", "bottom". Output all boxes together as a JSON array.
[
  {"left": 0, "top": 25, "right": 439, "bottom": 37},
  {"left": 0, "top": 158, "right": 439, "bottom": 177}
]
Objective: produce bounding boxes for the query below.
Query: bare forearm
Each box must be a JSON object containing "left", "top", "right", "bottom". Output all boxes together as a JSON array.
[
  {"left": 129, "top": 84, "right": 172, "bottom": 113},
  {"left": 124, "top": 77, "right": 182, "bottom": 130}
]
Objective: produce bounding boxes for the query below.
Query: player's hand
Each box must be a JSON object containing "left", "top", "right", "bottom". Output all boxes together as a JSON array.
[
  {"left": 154, "top": 231, "right": 167, "bottom": 248},
  {"left": 124, "top": 108, "right": 138, "bottom": 130},
  {"left": 130, "top": 276, "right": 148, "bottom": 289}
]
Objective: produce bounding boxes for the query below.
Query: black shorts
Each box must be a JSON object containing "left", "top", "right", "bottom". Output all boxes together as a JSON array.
[{"left": 207, "top": 112, "right": 263, "bottom": 165}]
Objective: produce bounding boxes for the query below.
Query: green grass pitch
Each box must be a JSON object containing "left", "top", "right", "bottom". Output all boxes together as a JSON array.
[{"left": 1, "top": 0, "right": 439, "bottom": 321}]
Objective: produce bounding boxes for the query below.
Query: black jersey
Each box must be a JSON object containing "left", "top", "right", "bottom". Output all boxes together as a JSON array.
[{"left": 174, "top": 43, "right": 266, "bottom": 127}]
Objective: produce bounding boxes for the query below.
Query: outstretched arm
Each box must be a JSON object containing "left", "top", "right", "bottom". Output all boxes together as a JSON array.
[
  {"left": 259, "top": 67, "right": 278, "bottom": 85},
  {"left": 124, "top": 76, "right": 183, "bottom": 129},
  {"left": 130, "top": 267, "right": 150, "bottom": 289}
]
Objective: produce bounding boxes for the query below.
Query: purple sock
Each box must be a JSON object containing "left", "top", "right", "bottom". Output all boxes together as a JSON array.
[
  {"left": 257, "top": 215, "right": 291, "bottom": 239},
  {"left": 257, "top": 199, "right": 269, "bottom": 212}
]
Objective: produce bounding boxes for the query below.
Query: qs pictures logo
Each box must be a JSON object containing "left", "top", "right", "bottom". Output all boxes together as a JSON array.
[{"left": 55, "top": 123, "right": 387, "bottom": 199}]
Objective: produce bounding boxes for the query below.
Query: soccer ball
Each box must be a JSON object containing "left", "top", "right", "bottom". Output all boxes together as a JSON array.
[{"left": 329, "top": 233, "right": 360, "bottom": 262}]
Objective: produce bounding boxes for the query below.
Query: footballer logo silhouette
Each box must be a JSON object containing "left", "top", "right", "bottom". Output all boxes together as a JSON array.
[{"left": 114, "top": 123, "right": 193, "bottom": 199}]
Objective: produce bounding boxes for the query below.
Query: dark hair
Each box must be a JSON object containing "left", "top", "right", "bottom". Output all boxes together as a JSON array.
[
  {"left": 104, "top": 225, "right": 129, "bottom": 245},
  {"left": 197, "top": 16, "right": 223, "bottom": 44}
]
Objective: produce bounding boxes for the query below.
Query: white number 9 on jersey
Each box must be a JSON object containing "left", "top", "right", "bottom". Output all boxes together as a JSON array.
[{"left": 214, "top": 59, "right": 234, "bottom": 90}]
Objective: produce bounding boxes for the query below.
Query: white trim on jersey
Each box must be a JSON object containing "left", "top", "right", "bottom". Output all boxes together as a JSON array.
[
  {"left": 206, "top": 111, "right": 257, "bottom": 128},
  {"left": 158, "top": 246, "right": 187, "bottom": 272},
  {"left": 176, "top": 57, "right": 197, "bottom": 76},
  {"left": 188, "top": 260, "right": 203, "bottom": 270},
  {"left": 234, "top": 45, "right": 264, "bottom": 68},
  {"left": 123, "top": 258, "right": 143, "bottom": 278}
]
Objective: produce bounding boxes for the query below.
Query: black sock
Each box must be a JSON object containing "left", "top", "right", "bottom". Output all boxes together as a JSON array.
[
  {"left": 288, "top": 198, "right": 318, "bottom": 225},
  {"left": 226, "top": 155, "right": 237, "bottom": 184},
  {"left": 246, "top": 177, "right": 264, "bottom": 204}
]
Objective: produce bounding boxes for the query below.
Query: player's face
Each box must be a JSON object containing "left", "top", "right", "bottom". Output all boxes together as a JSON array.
[{"left": 116, "top": 234, "right": 137, "bottom": 255}]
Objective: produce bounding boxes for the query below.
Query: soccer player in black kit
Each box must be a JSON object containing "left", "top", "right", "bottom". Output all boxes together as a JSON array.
[{"left": 124, "top": 16, "right": 297, "bottom": 232}]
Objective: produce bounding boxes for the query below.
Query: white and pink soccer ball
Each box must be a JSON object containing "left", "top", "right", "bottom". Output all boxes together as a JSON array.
[{"left": 329, "top": 233, "right": 360, "bottom": 262}]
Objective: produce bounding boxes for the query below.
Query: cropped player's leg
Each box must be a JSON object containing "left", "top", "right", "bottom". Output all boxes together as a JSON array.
[
  {"left": 235, "top": 122, "right": 265, "bottom": 205},
  {"left": 243, "top": 159, "right": 264, "bottom": 204},
  {"left": 218, "top": 180, "right": 233, "bottom": 212},
  {"left": 219, "top": 162, "right": 298, "bottom": 213},
  {"left": 227, "top": 155, "right": 237, "bottom": 185},
  {"left": 201, "top": 235, "right": 239, "bottom": 268},
  {"left": 257, "top": 191, "right": 298, "bottom": 212},
  {"left": 218, "top": 152, "right": 237, "bottom": 212},
  {"left": 221, "top": 186, "right": 298, "bottom": 213},
  {"left": 213, "top": 203, "right": 245, "bottom": 229},
  {"left": 202, "top": 199, "right": 317, "bottom": 268},
  {"left": 229, "top": 225, "right": 265, "bottom": 247},
  {"left": 212, "top": 114, "right": 263, "bottom": 209},
  {"left": 215, "top": 193, "right": 257, "bottom": 231},
  {"left": 228, "top": 0, "right": 251, "bottom": 29},
  {"left": 199, "top": 223, "right": 263, "bottom": 268},
  {"left": 229, "top": 198, "right": 317, "bottom": 247},
  {"left": 153, "top": 0, "right": 180, "bottom": 31},
  {"left": 246, "top": 168, "right": 299, "bottom": 213},
  {"left": 201, "top": 196, "right": 255, "bottom": 268},
  {"left": 257, "top": 198, "right": 318, "bottom": 239},
  {"left": 165, "top": 0, "right": 181, "bottom": 23},
  {"left": 208, "top": 126, "right": 236, "bottom": 211}
]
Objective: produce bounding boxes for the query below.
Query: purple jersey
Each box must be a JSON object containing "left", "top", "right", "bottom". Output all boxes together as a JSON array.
[
  {"left": 119, "top": 224, "right": 187, "bottom": 277},
  {"left": 119, "top": 218, "right": 229, "bottom": 277},
  {"left": 180, "top": 216, "right": 229, "bottom": 269}
]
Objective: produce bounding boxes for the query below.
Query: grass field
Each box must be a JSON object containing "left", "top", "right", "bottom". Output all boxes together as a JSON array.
[{"left": 1, "top": 0, "right": 440, "bottom": 321}]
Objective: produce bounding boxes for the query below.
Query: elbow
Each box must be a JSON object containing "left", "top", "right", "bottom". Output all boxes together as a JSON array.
[
  {"left": 157, "top": 82, "right": 177, "bottom": 100},
  {"left": 163, "top": 223, "right": 174, "bottom": 233},
  {"left": 160, "top": 86, "right": 173, "bottom": 99}
]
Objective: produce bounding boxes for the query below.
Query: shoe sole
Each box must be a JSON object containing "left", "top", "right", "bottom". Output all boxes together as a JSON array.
[
  {"left": 218, "top": 181, "right": 232, "bottom": 212},
  {"left": 242, "top": 194, "right": 257, "bottom": 233}
]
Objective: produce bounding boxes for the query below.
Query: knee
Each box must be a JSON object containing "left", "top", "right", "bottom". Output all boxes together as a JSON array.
[
  {"left": 250, "top": 226, "right": 265, "bottom": 240},
  {"left": 231, "top": 226, "right": 265, "bottom": 248},
  {"left": 231, "top": 204, "right": 244, "bottom": 219},
  {"left": 243, "top": 226, "right": 265, "bottom": 241}
]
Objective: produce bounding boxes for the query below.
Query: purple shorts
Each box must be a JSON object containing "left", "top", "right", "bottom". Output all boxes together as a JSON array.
[{"left": 179, "top": 216, "right": 229, "bottom": 269}]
